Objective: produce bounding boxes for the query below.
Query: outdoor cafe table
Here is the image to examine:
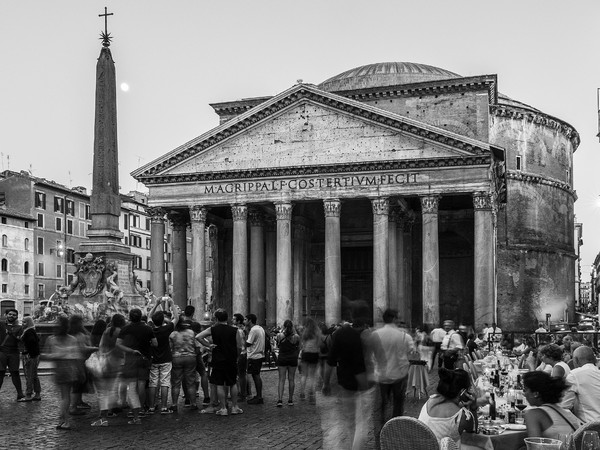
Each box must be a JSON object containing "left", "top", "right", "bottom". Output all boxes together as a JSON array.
[{"left": 461, "top": 429, "right": 527, "bottom": 450}]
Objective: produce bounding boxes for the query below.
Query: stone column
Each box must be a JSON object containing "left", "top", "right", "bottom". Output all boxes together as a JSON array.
[
  {"left": 189, "top": 206, "right": 207, "bottom": 317},
  {"left": 147, "top": 207, "right": 166, "bottom": 297},
  {"left": 473, "top": 192, "right": 495, "bottom": 329},
  {"left": 208, "top": 225, "right": 218, "bottom": 315},
  {"left": 231, "top": 204, "right": 248, "bottom": 316},
  {"left": 324, "top": 199, "right": 342, "bottom": 326},
  {"left": 275, "top": 202, "right": 293, "bottom": 326},
  {"left": 249, "top": 209, "right": 266, "bottom": 324},
  {"left": 388, "top": 208, "right": 398, "bottom": 313},
  {"left": 372, "top": 197, "right": 389, "bottom": 325},
  {"left": 293, "top": 223, "right": 306, "bottom": 325},
  {"left": 170, "top": 214, "right": 189, "bottom": 310},
  {"left": 401, "top": 214, "right": 414, "bottom": 325},
  {"left": 421, "top": 195, "right": 440, "bottom": 327},
  {"left": 265, "top": 219, "right": 277, "bottom": 327}
]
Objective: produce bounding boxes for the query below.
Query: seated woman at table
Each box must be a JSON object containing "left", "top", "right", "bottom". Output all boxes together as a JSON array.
[
  {"left": 418, "top": 368, "right": 478, "bottom": 446},
  {"left": 538, "top": 344, "right": 570, "bottom": 379},
  {"left": 522, "top": 371, "right": 581, "bottom": 438}
]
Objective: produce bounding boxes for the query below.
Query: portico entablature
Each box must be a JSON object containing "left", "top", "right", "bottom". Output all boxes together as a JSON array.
[{"left": 146, "top": 164, "right": 492, "bottom": 208}]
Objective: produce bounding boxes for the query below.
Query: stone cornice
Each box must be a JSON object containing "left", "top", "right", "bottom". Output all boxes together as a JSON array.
[
  {"left": 490, "top": 104, "right": 580, "bottom": 151},
  {"left": 498, "top": 242, "right": 577, "bottom": 260},
  {"left": 209, "top": 76, "right": 498, "bottom": 116},
  {"left": 139, "top": 155, "right": 491, "bottom": 185},
  {"left": 506, "top": 170, "right": 576, "bottom": 199},
  {"left": 133, "top": 84, "right": 495, "bottom": 182},
  {"left": 336, "top": 75, "right": 498, "bottom": 106}
]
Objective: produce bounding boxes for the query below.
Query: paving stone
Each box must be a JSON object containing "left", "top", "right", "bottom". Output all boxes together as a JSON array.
[{"left": 0, "top": 367, "right": 439, "bottom": 449}]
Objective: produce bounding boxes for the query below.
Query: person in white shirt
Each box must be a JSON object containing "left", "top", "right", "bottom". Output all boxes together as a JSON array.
[
  {"left": 430, "top": 324, "right": 447, "bottom": 370},
  {"left": 244, "top": 314, "right": 266, "bottom": 405},
  {"left": 560, "top": 346, "right": 600, "bottom": 423},
  {"left": 440, "top": 320, "right": 464, "bottom": 370},
  {"left": 484, "top": 322, "right": 502, "bottom": 343}
]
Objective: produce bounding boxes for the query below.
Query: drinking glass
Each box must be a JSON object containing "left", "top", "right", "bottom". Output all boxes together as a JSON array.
[
  {"left": 556, "top": 433, "right": 571, "bottom": 450},
  {"left": 582, "top": 431, "right": 600, "bottom": 450}
]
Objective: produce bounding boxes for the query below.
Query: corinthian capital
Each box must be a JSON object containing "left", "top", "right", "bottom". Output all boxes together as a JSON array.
[
  {"left": 146, "top": 207, "right": 166, "bottom": 223},
  {"left": 189, "top": 205, "right": 207, "bottom": 223},
  {"left": 420, "top": 195, "right": 440, "bottom": 214},
  {"left": 275, "top": 202, "right": 293, "bottom": 221},
  {"left": 323, "top": 199, "right": 341, "bottom": 218},
  {"left": 371, "top": 197, "right": 389, "bottom": 216},
  {"left": 473, "top": 192, "right": 494, "bottom": 210},
  {"left": 231, "top": 204, "right": 248, "bottom": 222}
]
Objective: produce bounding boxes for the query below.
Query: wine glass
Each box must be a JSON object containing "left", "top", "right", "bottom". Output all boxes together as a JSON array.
[{"left": 582, "top": 431, "right": 600, "bottom": 450}]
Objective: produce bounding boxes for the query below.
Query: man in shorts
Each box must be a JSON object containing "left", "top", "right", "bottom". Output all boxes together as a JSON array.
[
  {"left": 245, "top": 313, "right": 265, "bottom": 405},
  {"left": 148, "top": 298, "right": 178, "bottom": 414},
  {"left": 0, "top": 309, "right": 25, "bottom": 401},
  {"left": 196, "top": 309, "right": 243, "bottom": 416}
]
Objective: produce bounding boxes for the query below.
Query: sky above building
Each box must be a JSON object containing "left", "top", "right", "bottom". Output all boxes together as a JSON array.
[{"left": 1, "top": 1, "right": 599, "bottom": 269}]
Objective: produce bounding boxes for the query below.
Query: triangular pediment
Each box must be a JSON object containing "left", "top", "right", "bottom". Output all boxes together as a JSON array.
[{"left": 132, "top": 84, "right": 497, "bottom": 184}]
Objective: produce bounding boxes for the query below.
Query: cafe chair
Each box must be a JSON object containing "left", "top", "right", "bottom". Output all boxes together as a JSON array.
[
  {"left": 569, "top": 420, "right": 600, "bottom": 450},
  {"left": 380, "top": 417, "right": 439, "bottom": 450},
  {"left": 440, "top": 437, "right": 458, "bottom": 450}
]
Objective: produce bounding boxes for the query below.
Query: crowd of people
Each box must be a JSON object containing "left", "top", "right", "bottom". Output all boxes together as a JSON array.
[{"left": 2, "top": 303, "right": 600, "bottom": 448}]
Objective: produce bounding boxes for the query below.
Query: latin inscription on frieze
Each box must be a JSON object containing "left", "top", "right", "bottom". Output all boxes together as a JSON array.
[{"left": 203, "top": 172, "right": 418, "bottom": 195}]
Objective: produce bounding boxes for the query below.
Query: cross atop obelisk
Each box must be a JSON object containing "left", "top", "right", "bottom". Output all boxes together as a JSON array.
[{"left": 99, "top": 7, "right": 114, "bottom": 47}]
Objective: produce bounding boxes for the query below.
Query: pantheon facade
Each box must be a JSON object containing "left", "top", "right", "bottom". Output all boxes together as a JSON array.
[{"left": 132, "top": 62, "right": 579, "bottom": 330}]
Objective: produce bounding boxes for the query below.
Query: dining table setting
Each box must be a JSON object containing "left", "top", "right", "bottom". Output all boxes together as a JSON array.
[{"left": 459, "top": 349, "right": 533, "bottom": 450}]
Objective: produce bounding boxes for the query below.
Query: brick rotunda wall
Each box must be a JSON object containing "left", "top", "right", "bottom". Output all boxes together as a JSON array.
[{"left": 490, "top": 107, "right": 577, "bottom": 330}]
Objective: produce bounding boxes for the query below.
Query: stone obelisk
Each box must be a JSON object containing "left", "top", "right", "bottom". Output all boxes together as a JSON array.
[{"left": 71, "top": 10, "right": 143, "bottom": 308}]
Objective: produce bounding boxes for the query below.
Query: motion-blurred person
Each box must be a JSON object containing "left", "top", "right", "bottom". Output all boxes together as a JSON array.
[
  {"left": 371, "top": 309, "right": 414, "bottom": 449},
  {"left": 90, "top": 319, "right": 107, "bottom": 347},
  {"left": 321, "top": 304, "right": 372, "bottom": 450},
  {"left": 46, "top": 315, "right": 83, "bottom": 430},
  {"left": 440, "top": 320, "right": 464, "bottom": 370},
  {"left": 299, "top": 317, "right": 321, "bottom": 405},
  {"left": 68, "top": 314, "right": 96, "bottom": 414},
  {"left": 276, "top": 319, "right": 300, "bottom": 406},
  {"left": 20, "top": 316, "right": 41, "bottom": 402},
  {"left": 117, "top": 308, "right": 157, "bottom": 424},
  {"left": 0, "top": 308, "right": 25, "bottom": 401},
  {"left": 91, "top": 313, "right": 126, "bottom": 426},
  {"left": 429, "top": 322, "right": 446, "bottom": 370},
  {"left": 538, "top": 343, "right": 570, "bottom": 379}
]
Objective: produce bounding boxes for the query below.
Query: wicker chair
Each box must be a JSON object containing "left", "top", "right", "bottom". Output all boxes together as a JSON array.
[
  {"left": 380, "top": 416, "right": 439, "bottom": 450},
  {"left": 569, "top": 420, "right": 600, "bottom": 450},
  {"left": 440, "top": 437, "right": 458, "bottom": 450}
]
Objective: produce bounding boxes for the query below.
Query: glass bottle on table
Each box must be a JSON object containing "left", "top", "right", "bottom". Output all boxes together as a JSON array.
[{"left": 489, "top": 391, "right": 497, "bottom": 421}]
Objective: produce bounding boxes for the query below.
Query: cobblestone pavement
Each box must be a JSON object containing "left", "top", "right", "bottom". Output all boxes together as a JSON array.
[{"left": 0, "top": 367, "right": 438, "bottom": 450}]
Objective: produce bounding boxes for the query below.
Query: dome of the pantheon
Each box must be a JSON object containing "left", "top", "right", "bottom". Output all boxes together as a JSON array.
[{"left": 318, "top": 62, "right": 461, "bottom": 92}]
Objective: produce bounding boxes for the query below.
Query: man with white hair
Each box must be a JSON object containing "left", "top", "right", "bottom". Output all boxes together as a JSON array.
[{"left": 560, "top": 345, "right": 600, "bottom": 422}]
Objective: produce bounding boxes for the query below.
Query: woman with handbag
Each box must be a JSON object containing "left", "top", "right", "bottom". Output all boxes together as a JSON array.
[{"left": 90, "top": 314, "right": 126, "bottom": 426}]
